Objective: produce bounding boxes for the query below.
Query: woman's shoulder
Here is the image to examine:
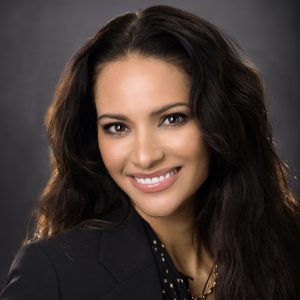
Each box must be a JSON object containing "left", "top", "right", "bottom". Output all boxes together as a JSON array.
[
  {"left": 0, "top": 208, "right": 130, "bottom": 300},
  {"left": 0, "top": 234, "right": 64, "bottom": 299},
  {"left": 27, "top": 203, "right": 130, "bottom": 264},
  {"left": 31, "top": 225, "right": 103, "bottom": 265}
]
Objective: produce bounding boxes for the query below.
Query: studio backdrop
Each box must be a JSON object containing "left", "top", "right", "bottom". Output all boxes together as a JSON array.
[{"left": 0, "top": 0, "right": 299, "bottom": 288}]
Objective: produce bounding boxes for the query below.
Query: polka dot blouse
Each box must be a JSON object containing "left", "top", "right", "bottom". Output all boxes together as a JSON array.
[{"left": 142, "top": 218, "right": 196, "bottom": 300}]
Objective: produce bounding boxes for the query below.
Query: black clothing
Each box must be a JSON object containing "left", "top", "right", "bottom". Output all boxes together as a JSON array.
[
  {"left": 0, "top": 205, "right": 161, "bottom": 299},
  {"left": 142, "top": 218, "right": 193, "bottom": 300},
  {"left": 0, "top": 205, "right": 194, "bottom": 300}
]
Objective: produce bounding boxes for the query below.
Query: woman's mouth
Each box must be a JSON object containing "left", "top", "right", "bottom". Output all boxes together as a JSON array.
[{"left": 129, "top": 167, "right": 182, "bottom": 193}]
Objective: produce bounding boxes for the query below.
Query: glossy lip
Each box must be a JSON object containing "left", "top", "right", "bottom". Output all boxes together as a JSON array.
[
  {"left": 130, "top": 166, "right": 179, "bottom": 178},
  {"left": 129, "top": 167, "right": 182, "bottom": 193}
]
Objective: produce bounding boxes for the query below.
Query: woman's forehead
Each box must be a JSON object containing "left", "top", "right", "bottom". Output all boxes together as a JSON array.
[{"left": 94, "top": 55, "right": 190, "bottom": 113}]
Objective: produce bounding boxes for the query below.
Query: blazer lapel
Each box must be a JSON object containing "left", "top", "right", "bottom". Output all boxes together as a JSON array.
[{"left": 98, "top": 205, "right": 164, "bottom": 300}]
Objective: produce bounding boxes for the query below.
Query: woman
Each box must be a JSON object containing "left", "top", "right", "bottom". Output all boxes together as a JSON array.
[{"left": 1, "top": 5, "right": 299, "bottom": 300}]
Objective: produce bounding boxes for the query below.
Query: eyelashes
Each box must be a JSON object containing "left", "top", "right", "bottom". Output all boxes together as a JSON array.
[
  {"left": 162, "top": 112, "right": 188, "bottom": 127},
  {"left": 102, "top": 123, "right": 130, "bottom": 135},
  {"left": 101, "top": 112, "right": 189, "bottom": 136}
]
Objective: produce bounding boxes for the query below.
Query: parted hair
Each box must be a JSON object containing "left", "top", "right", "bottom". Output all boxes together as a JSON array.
[{"left": 28, "top": 5, "right": 299, "bottom": 299}]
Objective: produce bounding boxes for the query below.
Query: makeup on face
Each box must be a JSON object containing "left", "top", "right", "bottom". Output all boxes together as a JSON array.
[
  {"left": 94, "top": 55, "right": 210, "bottom": 218},
  {"left": 129, "top": 166, "right": 182, "bottom": 193}
]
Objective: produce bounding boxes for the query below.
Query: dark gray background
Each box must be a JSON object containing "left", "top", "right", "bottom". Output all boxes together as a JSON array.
[{"left": 0, "top": 0, "right": 299, "bottom": 287}]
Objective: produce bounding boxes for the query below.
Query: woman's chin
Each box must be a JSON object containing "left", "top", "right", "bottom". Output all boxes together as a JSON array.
[{"left": 132, "top": 200, "right": 188, "bottom": 220}]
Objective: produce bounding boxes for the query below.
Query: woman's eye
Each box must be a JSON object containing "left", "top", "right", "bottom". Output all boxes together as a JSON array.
[
  {"left": 102, "top": 123, "right": 129, "bottom": 135},
  {"left": 161, "top": 113, "right": 188, "bottom": 127}
]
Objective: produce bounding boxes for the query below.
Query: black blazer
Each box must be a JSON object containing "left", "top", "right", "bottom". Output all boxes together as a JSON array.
[{"left": 0, "top": 206, "right": 164, "bottom": 300}]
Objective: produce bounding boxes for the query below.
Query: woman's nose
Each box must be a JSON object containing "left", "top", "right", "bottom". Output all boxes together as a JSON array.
[{"left": 131, "top": 130, "right": 164, "bottom": 169}]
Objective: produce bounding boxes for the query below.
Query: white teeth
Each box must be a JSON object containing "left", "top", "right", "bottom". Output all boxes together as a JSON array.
[
  {"left": 134, "top": 168, "right": 179, "bottom": 185},
  {"left": 145, "top": 178, "right": 152, "bottom": 184},
  {"left": 152, "top": 177, "right": 159, "bottom": 183}
]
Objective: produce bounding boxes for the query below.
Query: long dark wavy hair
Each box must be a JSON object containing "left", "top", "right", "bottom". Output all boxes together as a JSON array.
[{"left": 27, "top": 5, "right": 299, "bottom": 299}]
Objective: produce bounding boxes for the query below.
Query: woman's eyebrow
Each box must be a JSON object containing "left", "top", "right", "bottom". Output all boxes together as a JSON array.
[{"left": 97, "top": 102, "right": 189, "bottom": 121}]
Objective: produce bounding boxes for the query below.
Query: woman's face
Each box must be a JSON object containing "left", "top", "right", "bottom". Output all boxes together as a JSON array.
[{"left": 94, "top": 55, "right": 210, "bottom": 219}]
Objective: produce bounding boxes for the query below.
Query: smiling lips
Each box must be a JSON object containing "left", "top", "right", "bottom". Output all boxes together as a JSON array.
[{"left": 129, "top": 167, "right": 182, "bottom": 193}]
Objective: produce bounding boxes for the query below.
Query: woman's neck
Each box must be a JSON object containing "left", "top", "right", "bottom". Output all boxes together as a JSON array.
[{"left": 134, "top": 201, "right": 213, "bottom": 278}]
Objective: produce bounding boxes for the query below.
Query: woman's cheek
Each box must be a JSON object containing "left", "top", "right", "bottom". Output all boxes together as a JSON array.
[
  {"left": 162, "top": 124, "right": 204, "bottom": 157},
  {"left": 98, "top": 137, "right": 128, "bottom": 175}
]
